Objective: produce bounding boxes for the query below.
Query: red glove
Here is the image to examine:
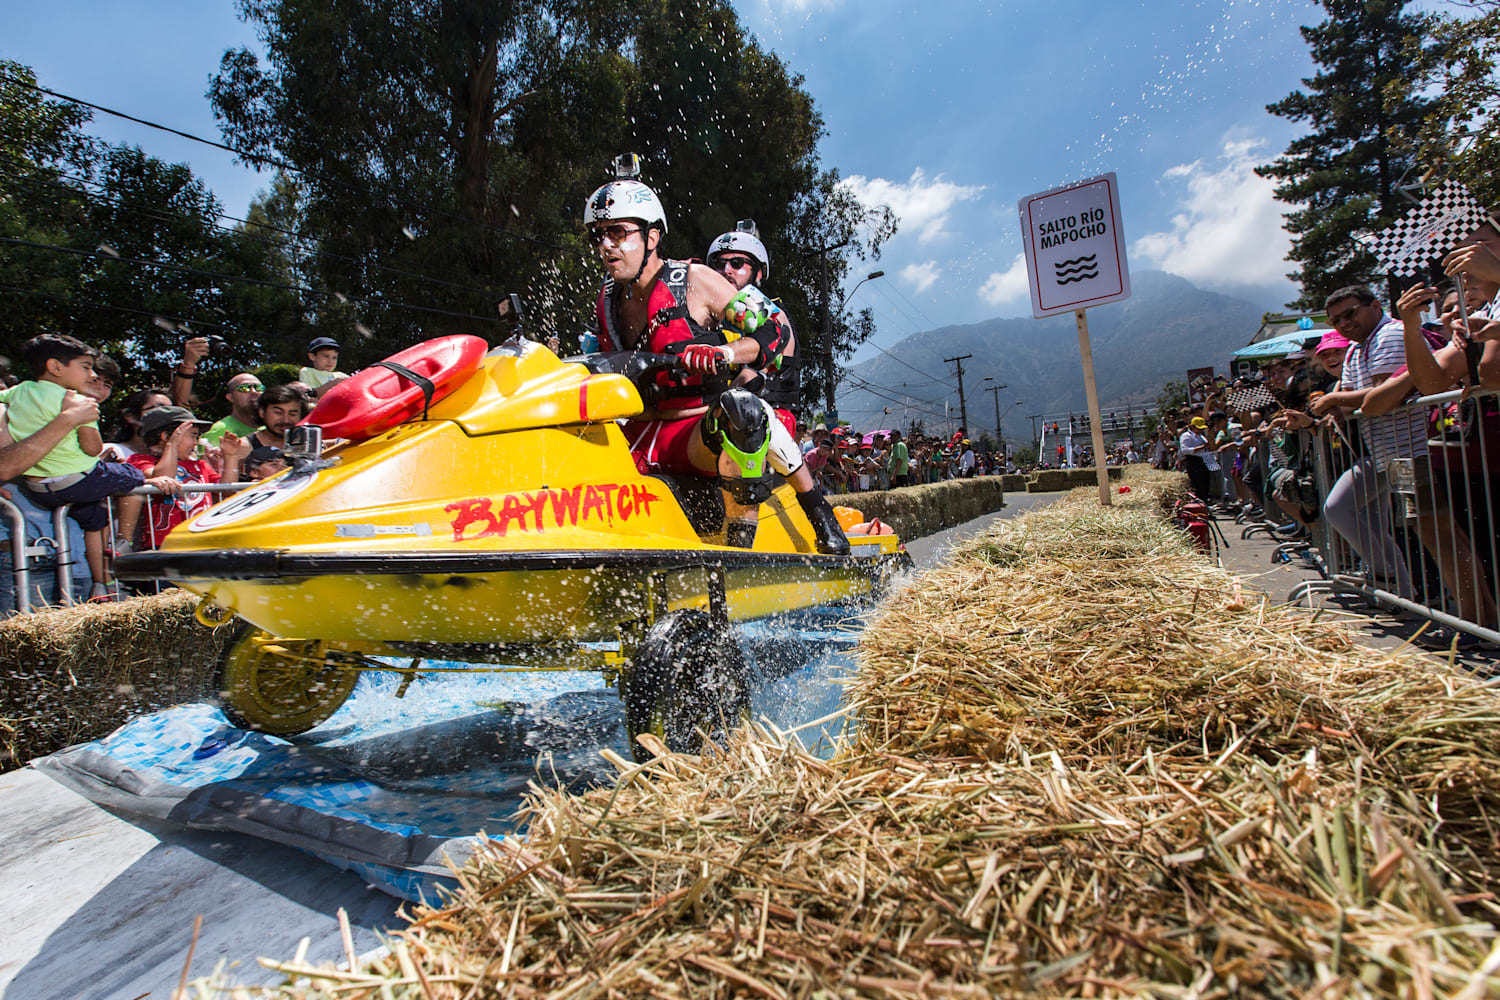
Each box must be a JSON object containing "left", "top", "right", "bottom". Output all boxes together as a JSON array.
[{"left": 680, "top": 343, "right": 731, "bottom": 374}]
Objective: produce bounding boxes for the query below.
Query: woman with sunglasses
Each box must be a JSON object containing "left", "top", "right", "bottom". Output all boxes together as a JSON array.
[
  {"left": 584, "top": 158, "right": 796, "bottom": 549},
  {"left": 203, "top": 372, "right": 264, "bottom": 448}
]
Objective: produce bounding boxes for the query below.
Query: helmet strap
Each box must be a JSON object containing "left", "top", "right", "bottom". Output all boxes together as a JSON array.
[{"left": 629, "top": 226, "right": 661, "bottom": 287}]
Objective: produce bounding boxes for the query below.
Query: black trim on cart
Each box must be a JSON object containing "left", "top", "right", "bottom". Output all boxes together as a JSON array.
[{"left": 113, "top": 544, "right": 900, "bottom": 582}]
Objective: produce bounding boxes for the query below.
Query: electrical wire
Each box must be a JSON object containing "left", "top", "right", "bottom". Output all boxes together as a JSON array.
[
  {"left": 1, "top": 282, "right": 274, "bottom": 339},
  {"left": 0, "top": 236, "right": 501, "bottom": 326},
  {"left": 0, "top": 70, "right": 575, "bottom": 253},
  {"left": 1, "top": 159, "right": 506, "bottom": 300}
]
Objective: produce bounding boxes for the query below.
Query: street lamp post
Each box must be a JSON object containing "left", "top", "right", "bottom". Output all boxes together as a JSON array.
[{"left": 826, "top": 269, "right": 885, "bottom": 416}]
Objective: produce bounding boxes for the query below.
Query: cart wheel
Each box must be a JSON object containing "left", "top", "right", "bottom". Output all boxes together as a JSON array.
[
  {"left": 622, "top": 610, "right": 749, "bottom": 761},
  {"left": 215, "top": 625, "right": 360, "bottom": 735}
]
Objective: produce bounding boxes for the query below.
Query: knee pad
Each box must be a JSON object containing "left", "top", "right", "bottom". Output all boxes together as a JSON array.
[
  {"left": 765, "top": 406, "right": 804, "bottom": 478},
  {"left": 702, "top": 389, "right": 774, "bottom": 504}
]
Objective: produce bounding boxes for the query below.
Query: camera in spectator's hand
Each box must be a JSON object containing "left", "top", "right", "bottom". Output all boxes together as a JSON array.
[{"left": 206, "top": 334, "right": 230, "bottom": 357}]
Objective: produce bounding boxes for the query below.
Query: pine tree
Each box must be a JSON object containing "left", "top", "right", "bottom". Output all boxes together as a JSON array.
[{"left": 1256, "top": 0, "right": 1437, "bottom": 311}]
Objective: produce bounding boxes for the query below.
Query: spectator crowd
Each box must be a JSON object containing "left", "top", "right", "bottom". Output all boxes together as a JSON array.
[
  {"left": 1145, "top": 230, "right": 1500, "bottom": 648},
  {"left": 10, "top": 222, "right": 1500, "bottom": 646},
  {"left": 1, "top": 334, "right": 346, "bottom": 611}
]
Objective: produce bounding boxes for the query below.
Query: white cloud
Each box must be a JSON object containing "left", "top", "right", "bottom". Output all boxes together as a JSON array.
[
  {"left": 1131, "top": 136, "right": 1291, "bottom": 288},
  {"left": 900, "top": 260, "right": 941, "bottom": 293},
  {"left": 979, "top": 254, "right": 1029, "bottom": 306},
  {"left": 839, "top": 168, "right": 985, "bottom": 243}
]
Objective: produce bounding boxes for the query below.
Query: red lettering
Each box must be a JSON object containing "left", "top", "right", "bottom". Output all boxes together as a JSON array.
[
  {"left": 582, "top": 485, "right": 608, "bottom": 523},
  {"left": 521, "top": 491, "right": 551, "bottom": 532},
  {"left": 445, "top": 498, "right": 501, "bottom": 541},
  {"left": 498, "top": 494, "right": 527, "bottom": 534},
  {"left": 548, "top": 486, "right": 583, "bottom": 527},
  {"left": 598, "top": 483, "right": 619, "bottom": 525},
  {"left": 451, "top": 483, "right": 659, "bottom": 542},
  {"left": 632, "top": 484, "right": 661, "bottom": 517}
]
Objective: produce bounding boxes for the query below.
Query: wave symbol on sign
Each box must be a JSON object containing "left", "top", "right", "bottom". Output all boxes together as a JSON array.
[{"left": 1053, "top": 254, "right": 1099, "bottom": 284}]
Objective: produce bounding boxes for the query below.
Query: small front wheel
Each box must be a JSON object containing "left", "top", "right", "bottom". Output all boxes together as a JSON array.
[
  {"left": 621, "top": 610, "right": 749, "bottom": 761},
  {"left": 215, "top": 625, "right": 360, "bottom": 735}
]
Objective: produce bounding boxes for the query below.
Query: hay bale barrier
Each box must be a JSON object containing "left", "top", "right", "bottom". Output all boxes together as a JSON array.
[
  {"left": 834, "top": 476, "right": 1007, "bottom": 540},
  {"left": 0, "top": 479, "right": 1005, "bottom": 772},
  {"left": 0, "top": 590, "right": 231, "bottom": 769},
  {"left": 220, "top": 471, "right": 1500, "bottom": 999}
]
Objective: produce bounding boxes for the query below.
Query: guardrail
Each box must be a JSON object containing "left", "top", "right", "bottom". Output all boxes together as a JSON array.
[
  {"left": 1282, "top": 388, "right": 1500, "bottom": 648},
  {"left": 2, "top": 481, "right": 251, "bottom": 615}
]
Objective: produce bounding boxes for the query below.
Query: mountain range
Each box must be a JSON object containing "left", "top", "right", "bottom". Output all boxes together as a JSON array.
[{"left": 839, "top": 270, "right": 1273, "bottom": 439}]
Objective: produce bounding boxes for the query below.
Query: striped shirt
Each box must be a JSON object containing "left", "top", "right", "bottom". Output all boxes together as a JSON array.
[{"left": 1340, "top": 314, "right": 1424, "bottom": 469}]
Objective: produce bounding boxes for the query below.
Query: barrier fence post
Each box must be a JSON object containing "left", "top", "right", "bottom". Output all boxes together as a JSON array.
[{"left": 2, "top": 496, "right": 32, "bottom": 615}]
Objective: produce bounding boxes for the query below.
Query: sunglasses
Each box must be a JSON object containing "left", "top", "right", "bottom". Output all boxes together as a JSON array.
[
  {"left": 587, "top": 224, "right": 643, "bottom": 246},
  {"left": 713, "top": 256, "right": 755, "bottom": 272},
  {"left": 1328, "top": 304, "right": 1365, "bottom": 325},
  {"left": 231, "top": 384, "right": 265, "bottom": 393}
]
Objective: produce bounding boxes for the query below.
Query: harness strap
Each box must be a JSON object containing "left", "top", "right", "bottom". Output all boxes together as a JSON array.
[{"left": 375, "top": 361, "right": 437, "bottom": 421}]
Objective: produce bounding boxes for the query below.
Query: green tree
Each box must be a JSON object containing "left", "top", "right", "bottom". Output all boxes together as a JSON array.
[
  {"left": 0, "top": 61, "right": 97, "bottom": 374},
  {"left": 1156, "top": 379, "right": 1187, "bottom": 416},
  {"left": 0, "top": 63, "right": 307, "bottom": 392},
  {"left": 1405, "top": 2, "right": 1500, "bottom": 210},
  {"left": 1256, "top": 0, "right": 1437, "bottom": 310},
  {"left": 206, "top": 0, "right": 892, "bottom": 382}
]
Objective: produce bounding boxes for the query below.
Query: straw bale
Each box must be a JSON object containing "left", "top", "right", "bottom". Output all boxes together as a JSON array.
[
  {"left": 204, "top": 472, "right": 1500, "bottom": 998},
  {"left": 837, "top": 478, "right": 1006, "bottom": 540},
  {"left": 0, "top": 590, "right": 230, "bottom": 769}
]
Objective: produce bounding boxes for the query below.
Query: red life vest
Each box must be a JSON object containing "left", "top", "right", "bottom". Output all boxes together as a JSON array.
[{"left": 595, "top": 259, "right": 717, "bottom": 411}]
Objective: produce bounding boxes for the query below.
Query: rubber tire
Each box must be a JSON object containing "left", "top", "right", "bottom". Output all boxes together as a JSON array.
[
  {"left": 622, "top": 610, "right": 749, "bottom": 761},
  {"left": 214, "top": 623, "right": 360, "bottom": 736}
]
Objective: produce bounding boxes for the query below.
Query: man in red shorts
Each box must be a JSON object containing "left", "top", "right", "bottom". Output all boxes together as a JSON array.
[{"left": 586, "top": 157, "right": 845, "bottom": 553}]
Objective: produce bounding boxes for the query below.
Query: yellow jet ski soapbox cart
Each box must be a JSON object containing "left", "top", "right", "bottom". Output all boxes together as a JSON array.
[{"left": 116, "top": 334, "right": 911, "bottom": 757}]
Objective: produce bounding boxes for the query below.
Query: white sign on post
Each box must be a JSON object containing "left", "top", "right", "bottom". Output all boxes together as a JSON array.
[{"left": 1017, "top": 172, "right": 1131, "bottom": 319}]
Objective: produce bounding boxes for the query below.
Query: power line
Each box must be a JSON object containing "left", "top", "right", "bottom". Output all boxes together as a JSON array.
[
  {"left": 842, "top": 373, "right": 950, "bottom": 408},
  {"left": 1, "top": 235, "right": 501, "bottom": 326},
  {"left": 1, "top": 159, "right": 506, "bottom": 301},
  {"left": 0, "top": 70, "right": 573, "bottom": 253},
  {"left": 0, "top": 282, "right": 273, "bottom": 341}
]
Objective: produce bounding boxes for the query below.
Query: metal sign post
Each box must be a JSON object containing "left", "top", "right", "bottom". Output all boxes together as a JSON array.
[{"left": 1018, "top": 171, "right": 1132, "bottom": 506}]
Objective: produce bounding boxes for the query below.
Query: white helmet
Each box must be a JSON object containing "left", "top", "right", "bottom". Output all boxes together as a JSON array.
[
  {"left": 707, "top": 221, "right": 770, "bottom": 280},
  {"left": 584, "top": 179, "right": 668, "bottom": 236}
]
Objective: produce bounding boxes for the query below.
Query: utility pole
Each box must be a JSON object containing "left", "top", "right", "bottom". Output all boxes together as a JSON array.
[
  {"left": 983, "top": 378, "right": 1007, "bottom": 446},
  {"left": 809, "top": 239, "right": 850, "bottom": 423},
  {"left": 945, "top": 353, "right": 972, "bottom": 435},
  {"left": 1027, "top": 413, "right": 1042, "bottom": 459}
]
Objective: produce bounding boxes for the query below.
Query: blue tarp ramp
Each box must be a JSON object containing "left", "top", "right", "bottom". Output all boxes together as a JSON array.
[{"left": 34, "top": 611, "right": 859, "bottom": 902}]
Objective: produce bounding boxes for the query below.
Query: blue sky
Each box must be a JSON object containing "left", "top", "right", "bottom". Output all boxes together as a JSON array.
[{"left": 4, "top": 0, "right": 1332, "bottom": 357}]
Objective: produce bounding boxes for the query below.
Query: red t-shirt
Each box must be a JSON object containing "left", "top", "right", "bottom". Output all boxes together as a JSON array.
[{"left": 126, "top": 453, "right": 220, "bottom": 549}]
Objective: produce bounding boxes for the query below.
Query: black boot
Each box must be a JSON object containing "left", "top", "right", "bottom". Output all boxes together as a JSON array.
[{"left": 797, "top": 490, "right": 850, "bottom": 556}]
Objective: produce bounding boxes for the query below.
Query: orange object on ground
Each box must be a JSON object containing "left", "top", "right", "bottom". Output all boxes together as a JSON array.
[{"left": 832, "top": 505, "right": 864, "bottom": 530}]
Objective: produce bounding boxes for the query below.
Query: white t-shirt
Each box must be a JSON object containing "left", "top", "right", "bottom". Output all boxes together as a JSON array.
[{"left": 1339, "top": 314, "right": 1423, "bottom": 469}]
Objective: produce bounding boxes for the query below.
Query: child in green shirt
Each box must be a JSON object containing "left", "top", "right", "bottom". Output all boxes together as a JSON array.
[{"left": 0, "top": 334, "right": 147, "bottom": 599}]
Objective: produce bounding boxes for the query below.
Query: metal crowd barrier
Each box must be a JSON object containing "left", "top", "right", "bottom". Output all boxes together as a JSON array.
[
  {"left": 1289, "top": 388, "right": 1500, "bottom": 648},
  {"left": 2, "top": 481, "right": 250, "bottom": 616}
]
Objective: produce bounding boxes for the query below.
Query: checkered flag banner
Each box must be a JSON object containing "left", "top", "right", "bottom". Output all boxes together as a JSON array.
[
  {"left": 1355, "top": 180, "right": 1492, "bottom": 278},
  {"left": 1226, "top": 384, "right": 1276, "bottom": 415}
]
